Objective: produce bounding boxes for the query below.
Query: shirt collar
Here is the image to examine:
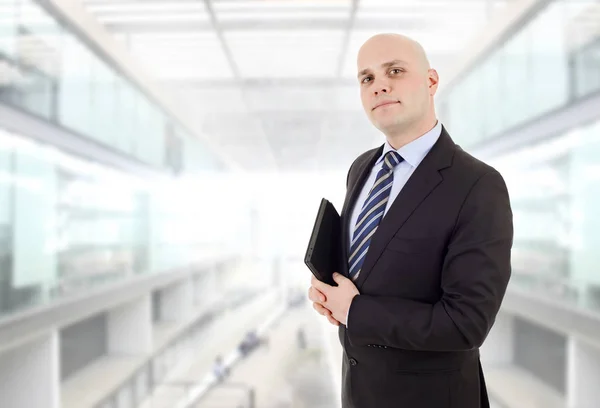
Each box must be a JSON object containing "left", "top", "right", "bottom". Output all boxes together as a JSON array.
[{"left": 376, "top": 120, "right": 442, "bottom": 168}]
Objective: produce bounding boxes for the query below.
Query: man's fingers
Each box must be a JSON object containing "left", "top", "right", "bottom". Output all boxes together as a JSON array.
[
  {"left": 313, "top": 303, "right": 338, "bottom": 325},
  {"left": 312, "top": 302, "right": 330, "bottom": 316},
  {"left": 327, "top": 314, "right": 340, "bottom": 326},
  {"left": 308, "top": 287, "right": 326, "bottom": 303},
  {"left": 312, "top": 302, "right": 325, "bottom": 314},
  {"left": 311, "top": 275, "right": 331, "bottom": 293}
]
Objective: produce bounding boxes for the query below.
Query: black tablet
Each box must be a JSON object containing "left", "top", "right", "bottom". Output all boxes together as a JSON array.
[{"left": 304, "top": 198, "right": 342, "bottom": 286}]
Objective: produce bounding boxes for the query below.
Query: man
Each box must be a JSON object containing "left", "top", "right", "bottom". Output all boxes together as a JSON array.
[{"left": 308, "top": 33, "right": 513, "bottom": 408}]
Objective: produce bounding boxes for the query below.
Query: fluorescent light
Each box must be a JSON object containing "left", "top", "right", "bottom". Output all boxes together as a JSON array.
[
  {"left": 86, "top": 2, "right": 205, "bottom": 13},
  {"left": 217, "top": 11, "right": 350, "bottom": 21},
  {"left": 97, "top": 12, "right": 209, "bottom": 23},
  {"left": 130, "top": 32, "right": 216, "bottom": 41},
  {"left": 359, "top": 0, "right": 491, "bottom": 8},
  {"left": 356, "top": 9, "right": 486, "bottom": 20},
  {"left": 214, "top": 0, "right": 351, "bottom": 12}
]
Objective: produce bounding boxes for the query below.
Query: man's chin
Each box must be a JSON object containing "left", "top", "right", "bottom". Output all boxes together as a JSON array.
[{"left": 374, "top": 119, "right": 408, "bottom": 135}]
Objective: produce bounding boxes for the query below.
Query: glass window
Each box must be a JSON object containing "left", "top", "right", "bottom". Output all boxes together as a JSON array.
[
  {"left": 135, "top": 97, "right": 153, "bottom": 163},
  {"left": 501, "top": 25, "right": 531, "bottom": 130},
  {"left": 58, "top": 33, "right": 92, "bottom": 135},
  {"left": 146, "top": 105, "right": 165, "bottom": 167},
  {"left": 17, "top": 0, "right": 61, "bottom": 80},
  {"left": 117, "top": 82, "right": 137, "bottom": 155},
  {"left": 446, "top": 84, "right": 468, "bottom": 145},
  {"left": 461, "top": 67, "right": 483, "bottom": 146},
  {"left": 529, "top": 1, "right": 569, "bottom": 116},
  {"left": 479, "top": 51, "right": 504, "bottom": 138},
  {"left": 0, "top": 125, "right": 162, "bottom": 319},
  {"left": 494, "top": 118, "right": 600, "bottom": 313},
  {"left": 111, "top": 73, "right": 127, "bottom": 152},
  {"left": 567, "top": 120, "right": 600, "bottom": 306},
  {"left": 0, "top": 128, "right": 14, "bottom": 314},
  {"left": 0, "top": 0, "right": 17, "bottom": 58},
  {"left": 89, "top": 54, "right": 117, "bottom": 146},
  {"left": 571, "top": 31, "right": 600, "bottom": 99},
  {"left": 2, "top": 0, "right": 225, "bottom": 171},
  {"left": 438, "top": 0, "right": 599, "bottom": 147},
  {"left": 14, "top": 0, "right": 60, "bottom": 119},
  {"left": 12, "top": 137, "right": 57, "bottom": 301},
  {"left": 16, "top": 66, "right": 53, "bottom": 118}
]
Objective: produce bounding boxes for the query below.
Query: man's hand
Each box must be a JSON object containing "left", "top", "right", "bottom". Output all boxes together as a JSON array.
[{"left": 308, "top": 273, "right": 360, "bottom": 326}]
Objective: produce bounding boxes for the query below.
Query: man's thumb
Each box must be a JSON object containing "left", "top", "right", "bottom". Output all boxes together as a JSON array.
[{"left": 332, "top": 272, "right": 345, "bottom": 283}]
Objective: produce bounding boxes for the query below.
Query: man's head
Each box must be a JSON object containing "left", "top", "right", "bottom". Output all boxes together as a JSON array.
[{"left": 357, "top": 34, "right": 439, "bottom": 140}]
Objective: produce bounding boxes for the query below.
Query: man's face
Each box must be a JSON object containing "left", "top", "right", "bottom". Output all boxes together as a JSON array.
[{"left": 357, "top": 36, "right": 436, "bottom": 135}]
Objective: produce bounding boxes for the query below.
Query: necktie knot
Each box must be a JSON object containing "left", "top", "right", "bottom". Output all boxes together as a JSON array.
[{"left": 381, "top": 151, "right": 403, "bottom": 172}]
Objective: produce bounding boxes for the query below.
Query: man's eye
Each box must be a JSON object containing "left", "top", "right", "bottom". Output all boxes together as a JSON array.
[
  {"left": 390, "top": 68, "right": 402, "bottom": 74},
  {"left": 362, "top": 77, "right": 372, "bottom": 84}
]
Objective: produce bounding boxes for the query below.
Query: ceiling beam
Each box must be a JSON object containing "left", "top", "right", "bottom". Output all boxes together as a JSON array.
[
  {"left": 200, "top": 0, "right": 279, "bottom": 169},
  {"left": 90, "top": 6, "right": 349, "bottom": 16},
  {"left": 103, "top": 17, "right": 432, "bottom": 33},
  {"left": 161, "top": 77, "right": 359, "bottom": 88},
  {"left": 202, "top": 0, "right": 240, "bottom": 80},
  {"left": 336, "top": 0, "right": 359, "bottom": 77}
]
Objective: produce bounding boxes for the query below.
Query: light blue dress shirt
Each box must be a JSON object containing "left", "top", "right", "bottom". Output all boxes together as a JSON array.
[
  {"left": 348, "top": 121, "right": 442, "bottom": 247},
  {"left": 345, "top": 121, "right": 442, "bottom": 327}
]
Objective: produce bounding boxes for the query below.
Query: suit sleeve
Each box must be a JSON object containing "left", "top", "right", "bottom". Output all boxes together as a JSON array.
[{"left": 346, "top": 170, "right": 513, "bottom": 351}]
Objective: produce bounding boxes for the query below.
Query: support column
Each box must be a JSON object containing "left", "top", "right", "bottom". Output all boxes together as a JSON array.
[
  {"left": 480, "top": 312, "right": 515, "bottom": 366},
  {"left": 0, "top": 331, "right": 59, "bottom": 408},
  {"left": 160, "top": 278, "right": 193, "bottom": 322},
  {"left": 108, "top": 294, "right": 152, "bottom": 354},
  {"left": 567, "top": 336, "right": 600, "bottom": 408}
]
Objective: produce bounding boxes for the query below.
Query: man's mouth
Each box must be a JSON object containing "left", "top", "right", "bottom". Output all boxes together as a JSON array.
[{"left": 373, "top": 101, "right": 399, "bottom": 110}]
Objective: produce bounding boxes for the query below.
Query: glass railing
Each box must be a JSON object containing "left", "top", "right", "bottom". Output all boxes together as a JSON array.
[
  {"left": 438, "top": 0, "right": 600, "bottom": 148},
  {"left": 0, "top": 0, "right": 223, "bottom": 172},
  {"left": 0, "top": 125, "right": 235, "bottom": 320},
  {"left": 491, "top": 117, "right": 600, "bottom": 315}
]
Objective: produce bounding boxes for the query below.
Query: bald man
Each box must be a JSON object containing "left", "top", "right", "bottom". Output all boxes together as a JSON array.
[{"left": 308, "top": 34, "right": 513, "bottom": 408}]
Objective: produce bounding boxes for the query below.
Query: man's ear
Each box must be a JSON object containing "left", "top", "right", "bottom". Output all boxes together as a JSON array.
[{"left": 428, "top": 69, "right": 439, "bottom": 95}]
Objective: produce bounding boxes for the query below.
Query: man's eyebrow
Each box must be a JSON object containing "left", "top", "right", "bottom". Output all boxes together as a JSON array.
[
  {"left": 357, "top": 68, "right": 370, "bottom": 78},
  {"left": 357, "top": 59, "right": 408, "bottom": 78},
  {"left": 381, "top": 59, "right": 408, "bottom": 68}
]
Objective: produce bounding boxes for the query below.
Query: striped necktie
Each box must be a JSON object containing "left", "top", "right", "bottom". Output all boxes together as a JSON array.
[{"left": 348, "top": 151, "right": 403, "bottom": 281}]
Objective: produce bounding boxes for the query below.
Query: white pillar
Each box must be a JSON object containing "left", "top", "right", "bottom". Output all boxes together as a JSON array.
[
  {"left": 108, "top": 294, "right": 152, "bottom": 354},
  {"left": 480, "top": 312, "right": 515, "bottom": 367},
  {"left": 160, "top": 278, "right": 193, "bottom": 321},
  {"left": 0, "top": 331, "right": 59, "bottom": 408},
  {"left": 567, "top": 336, "right": 600, "bottom": 408}
]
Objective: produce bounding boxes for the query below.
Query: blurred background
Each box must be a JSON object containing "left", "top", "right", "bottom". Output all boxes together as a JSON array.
[{"left": 0, "top": 0, "right": 599, "bottom": 407}]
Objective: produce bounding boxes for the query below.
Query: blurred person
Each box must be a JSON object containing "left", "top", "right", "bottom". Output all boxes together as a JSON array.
[
  {"left": 308, "top": 33, "right": 513, "bottom": 408},
  {"left": 212, "top": 355, "right": 228, "bottom": 382},
  {"left": 238, "top": 329, "right": 260, "bottom": 356}
]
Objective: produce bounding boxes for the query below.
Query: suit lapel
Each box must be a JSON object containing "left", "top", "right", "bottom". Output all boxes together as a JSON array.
[
  {"left": 340, "top": 146, "right": 383, "bottom": 277},
  {"left": 353, "top": 128, "right": 456, "bottom": 288}
]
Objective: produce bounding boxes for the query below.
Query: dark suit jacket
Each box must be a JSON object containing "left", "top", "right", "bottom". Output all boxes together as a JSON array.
[{"left": 338, "top": 126, "right": 513, "bottom": 408}]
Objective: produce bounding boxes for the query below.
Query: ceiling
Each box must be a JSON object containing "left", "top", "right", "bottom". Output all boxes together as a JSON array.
[{"left": 81, "top": 0, "right": 516, "bottom": 172}]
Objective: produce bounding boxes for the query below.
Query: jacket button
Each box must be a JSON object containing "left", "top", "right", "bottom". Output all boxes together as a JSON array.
[{"left": 349, "top": 358, "right": 358, "bottom": 366}]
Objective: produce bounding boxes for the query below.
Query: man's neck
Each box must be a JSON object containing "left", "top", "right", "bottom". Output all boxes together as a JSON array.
[{"left": 385, "top": 118, "right": 438, "bottom": 150}]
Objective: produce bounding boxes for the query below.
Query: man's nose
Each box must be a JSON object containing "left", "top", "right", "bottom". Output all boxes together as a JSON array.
[{"left": 373, "top": 83, "right": 390, "bottom": 96}]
